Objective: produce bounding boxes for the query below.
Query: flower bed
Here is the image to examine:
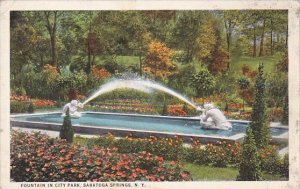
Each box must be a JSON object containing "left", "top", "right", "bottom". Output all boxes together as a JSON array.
[
  {"left": 32, "top": 99, "right": 56, "bottom": 108},
  {"left": 167, "top": 106, "right": 187, "bottom": 117},
  {"left": 77, "top": 134, "right": 288, "bottom": 177},
  {"left": 11, "top": 131, "right": 192, "bottom": 182},
  {"left": 10, "top": 95, "right": 57, "bottom": 110},
  {"left": 224, "top": 111, "right": 252, "bottom": 120}
]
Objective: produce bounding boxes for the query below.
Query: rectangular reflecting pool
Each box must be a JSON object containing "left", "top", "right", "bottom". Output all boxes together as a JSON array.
[{"left": 11, "top": 112, "right": 288, "bottom": 144}]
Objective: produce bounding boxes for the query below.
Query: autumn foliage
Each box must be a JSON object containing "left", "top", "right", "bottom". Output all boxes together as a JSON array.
[
  {"left": 92, "top": 65, "right": 111, "bottom": 79},
  {"left": 208, "top": 46, "right": 229, "bottom": 75},
  {"left": 143, "top": 41, "right": 176, "bottom": 80}
]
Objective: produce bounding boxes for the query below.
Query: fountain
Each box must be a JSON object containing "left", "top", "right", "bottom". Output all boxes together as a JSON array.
[
  {"left": 81, "top": 78, "right": 197, "bottom": 109},
  {"left": 62, "top": 100, "right": 82, "bottom": 118},
  {"left": 62, "top": 78, "right": 233, "bottom": 130}
]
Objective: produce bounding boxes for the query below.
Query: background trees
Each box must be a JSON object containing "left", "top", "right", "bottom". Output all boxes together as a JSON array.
[{"left": 10, "top": 10, "right": 288, "bottom": 115}]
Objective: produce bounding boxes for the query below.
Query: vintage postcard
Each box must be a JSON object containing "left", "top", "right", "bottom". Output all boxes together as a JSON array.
[{"left": 1, "top": 0, "right": 299, "bottom": 189}]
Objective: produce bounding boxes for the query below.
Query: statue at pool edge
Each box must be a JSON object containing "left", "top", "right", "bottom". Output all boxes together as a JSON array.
[
  {"left": 197, "top": 103, "right": 232, "bottom": 130},
  {"left": 62, "top": 100, "right": 83, "bottom": 118}
]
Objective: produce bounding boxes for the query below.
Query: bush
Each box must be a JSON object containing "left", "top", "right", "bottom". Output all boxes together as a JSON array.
[
  {"left": 11, "top": 131, "right": 192, "bottom": 182},
  {"left": 161, "top": 101, "right": 168, "bottom": 116},
  {"left": 280, "top": 153, "right": 289, "bottom": 177},
  {"left": 27, "top": 102, "right": 34, "bottom": 113},
  {"left": 258, "top": 145, "right": 281, "bottom": 175},
  {"left": 59, "top": 108, "right": 74, "bottom": 143},
  {"left": 10, "top": 101, "right": 29, "bottom": 113},
  {"left": 190, "top": 68, "right": 216, "bottom": 98},
  {"left": 88, "top": 135, "right": 184, "bottom": 161},
  {"left": 237, "top": 128, "right": 262, "bottom": 181}
]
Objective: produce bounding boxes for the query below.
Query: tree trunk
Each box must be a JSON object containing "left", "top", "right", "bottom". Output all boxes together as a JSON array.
[
  {"left": 40, "top": 54, "right": 44, "bottom": 67},
  {"left": 270, "top": 19, "right": 273, "bottom": 55},
  {"left": 87, "top": 12, "right": 93, "bottom": 74},
  {"left": 259, "top": 19, "right": 265, "bottom": 57},
  {"left": 253, "top": 25, "right": 257, "bottom": 57},
  {"left": 87, "top": 45, "right": 91, "bottom": 74},
  {"left": 50, "top": 34, "right": 57, "bottom": 66},
  {"left": 44, "top": 11, "right": 58, "bottom": 67},
  {"left": 92, "top": 53, "right": 95, "bottom": 65}
]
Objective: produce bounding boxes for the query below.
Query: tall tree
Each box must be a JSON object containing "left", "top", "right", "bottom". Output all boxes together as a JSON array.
[
  {"left": 196, "top": 15, "right": 219, "bottom": 61},
  {"left": 172, "top": 11, "right": 203, "bottom": 63},
  {"left": 143, "top": 40, "right": 176, "bottom": 81},
  {"left": 222, "top": 10, "right": 241, "bottom": 56},
  {"left": 250, "top": 63, "right": 271, "bottom": 149},
  {"left": 44, "top": 11, "right": 63, "bottom": 66},
  {"left": 237, "top": 128, "right": 262, "bottom": 181}
]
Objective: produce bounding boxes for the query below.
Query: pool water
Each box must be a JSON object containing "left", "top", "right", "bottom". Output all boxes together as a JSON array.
[{"left": 13, "top": 113, "right": 287, "bottom": 137}]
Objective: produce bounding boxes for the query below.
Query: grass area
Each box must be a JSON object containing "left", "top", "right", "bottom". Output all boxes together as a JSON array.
[
  {"left": 183, "top": 163, "right": 239, "bottom": 181},
  {"left": 116, "top": 56, "right": 140, "bottom": 67},
  {"left": 183, "top": 163, "right": 288, "bottom": 181},
  {"left": 78, "top": 54, "right": 281, "bottom": 78},
  {"left": 230, "top": 55, "right": 280, "bottom": 76}
]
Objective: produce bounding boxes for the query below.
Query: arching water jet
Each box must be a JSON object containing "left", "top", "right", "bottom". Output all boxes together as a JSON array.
[{"left": 81, "top": 79, "right": 197, "bottom": 109}]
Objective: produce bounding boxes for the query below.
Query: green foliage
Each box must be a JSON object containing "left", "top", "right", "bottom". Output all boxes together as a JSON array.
[
  {"left": 266, "top": 71, "right": 288, "bottom": 107},
  {"left": 161, "top": 100, "right": 168, "bottom": 116},
  {"left": 27, "top": 102, "right": 35, "bottom": 113},
  {"left": 59, "top": 108, "right": 74, "bottom": 143},
  {"left": 94, "top": 88, "right": 151, "bottom": 102},
  {"left": 190, "top": 68, "right": 216, "bottom": 97},
  {"left": 250, "top": 63, "right": 271, "bottom": 148},
  {"left": 10, "top": 101, "right": 29, "bottom": 113},
  {"left": 280, "top": 153, "right": 289, "bottom": 177},
  {"left": 237, "top": 128, "right": 262, "bottom": 181},
  {"left": 259, "top": 145, "right": 281, "bottom": 175},
  {"left": 281, "top": 93, "right": 288, "bottom": 125},
  {"left": 237, "top": 76, "right": 250, "bottom": 111},
  {"left": 238, "top": 77, "right": 250, "bottom": 90},
  {"left": 196, "top": 16, "right": 219, "bottom": 61}
]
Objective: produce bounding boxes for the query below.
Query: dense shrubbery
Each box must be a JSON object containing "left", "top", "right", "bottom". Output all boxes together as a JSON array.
[
  {"left": 82, "top": 134, "right": 184, "bottom": 161},
  {"left": 11, "top": 131, "right": 192, "bottom": 182},
  {"left": 76, "top": 134, "right": 288, "bottom": 178},
  {"left": 183, "top": 139, "right": 241, "bottom": 167},
  {"left": 10, "top": 101, "right": 30, "bottom": 113},
  {"left": 237, "top": 128, "right": 262, "bottom": 181}
]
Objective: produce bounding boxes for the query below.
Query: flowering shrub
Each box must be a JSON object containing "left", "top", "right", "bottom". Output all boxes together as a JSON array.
[
  {"left": 32, "top": 99, "right": 56, "bottom": 108},
  {"left": 11, "top": 131, "right": 192, "bottom": 182},
  {"left": 10, "top": 95, "right": 57, "bottom": 109},
  {"left": 167, "top": 106, "right": 187, "bottom": 117},
  {"left": 10, "top": 95, "right": 31, "bottom": 101},
  {"left": 88, "top": 134, "right": 184, "bottom": 161},
  {"left": 185, "top": 139, "right": 241, "bottom": 167},
  {"left": 228, "top": 103, "right": 243, "bottom": 111}
]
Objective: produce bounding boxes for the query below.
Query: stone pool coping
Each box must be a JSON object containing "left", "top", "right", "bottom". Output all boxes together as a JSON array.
[{"left": 10, "top": 112, "right": 288, "bottom": 144}]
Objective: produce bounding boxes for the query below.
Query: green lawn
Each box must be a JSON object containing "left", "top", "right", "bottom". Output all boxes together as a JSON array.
[
  {"left": 183, "top": 163, "right": 288, "bottom": 181},
  {"left": 230, "top": 55, "right": 280, "bottom": 76},
  {"left": 183, "top": 163, "right": 239, "bottom": 181}
]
